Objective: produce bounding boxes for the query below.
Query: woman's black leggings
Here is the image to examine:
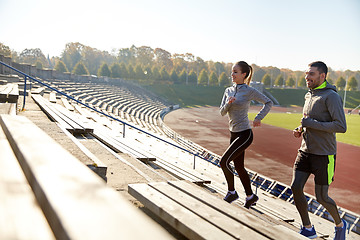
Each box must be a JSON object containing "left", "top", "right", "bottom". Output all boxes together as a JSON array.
[
  {"left": 220, "top": 129, "right": 253, "bottom": 196},
  {"left": 291, "top": 170, "right": 341, "bottom": 226}
]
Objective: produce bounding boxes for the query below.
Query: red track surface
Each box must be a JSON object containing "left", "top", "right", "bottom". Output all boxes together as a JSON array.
[{"left": 164, "top": 106, "right": 360, "bottom": 214}]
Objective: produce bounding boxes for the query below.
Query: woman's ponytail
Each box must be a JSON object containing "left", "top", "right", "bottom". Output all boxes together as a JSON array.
[{"left": 245, "top": 65, "right": 253, "bottom": 85}]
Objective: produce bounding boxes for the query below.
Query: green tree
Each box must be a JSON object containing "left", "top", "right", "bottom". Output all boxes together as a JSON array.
[
  {"left": 0, "top": 42, "right": 11, "bottom": 57},
  {"left": 336, "top": 77, "right": 346, "bottom": 90},
  {"left": 194, "top": 57, "right": 207, "bottom": 75},
  {"left": 61, "top": 42, "right": 84, "bottom": 71},
  {"left": 262, "top": 74, "right": 271, "bottom": 87},
  {"left": 127, "top": 64, "right": 135, "bottom": 79},
  {"left": 117, "top": 47, "right": 135, "bottom": 65},
  {"left": 154, "top": 48, "right": 173, "bottom": 70},
  {"left": 60, "top": 42, "right": 115, "bottom": 75},
  {"left": 198, "top": 69, "right": 209, "bottom": 86},
  {"left": 151, "top": 66, "right": 160, "bottom": 80},
  {"left": 188, "top": 70, "right": 197, "bottom": 85},
  {"left": 110, "top": 63, "right": 121, "bottom": 78},
  {"left": 19, "top": 48, "right": 48, "bottom": 67},
  {"left": 172, "top": 54, "right": 187, "bottom": 73},
  {"left": 214, "top": 62, "right": 225, "bottom": 76},
  {"left": 219, "top": 72, "right": 229, "bottom": 86},
  {"left": 119, "top": 62, "right": 128, "bottom": 78},
  {"left": 274, "top": 74, "right": 284, "bottom": 87},
  {"left": 297, "top": 76, "right": 306, "bottom": 87},
  {"left": 135, "top": 64, "right": 145, "bottom": 80},
  {"left": 72, "top": 62, "right": 89, "bottom": 75},
  {"left": 83, "top": 45, "right": 114, "bottom": 75},
  {"left": 97, "top": 63, "right": 111, "bottom": 77},
  {"left": 286, "top": 76, "right": 295, "bottom": 87},
  {"left": 55, "top": 60, "right": 68, "bottom": 73},
  {"left": 252, "top": 64, "right": 266, "bottom": 83},
  {"left": 347, "top": 76, "right": 358, "bottom": 91},
  {"left": 327, "top": 78, "right": 334, "bottom": 85},
  {"left": 170, "top": 70, "right": 179, "bottom": 84},
  {"left": 136, "top": 46, "right": 154, "bottom": 66},
  {"left": 179, "top": 69, "right": 187, "bottom": 84},
  {"left": 160, "top": 66, "right": 169, "bottom": 81},
  {"left": 209, "top": 72, "right": 218, "bottom": 86}
]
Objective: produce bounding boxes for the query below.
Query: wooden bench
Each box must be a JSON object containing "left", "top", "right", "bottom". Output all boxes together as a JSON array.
[
  {"left": 91, "top": 126, "right": 152, "bottom": 158},
  {"left": 0, "top": 74, "right": 20, "bottom": 83},
  {"left": 31, "top": 86, "right": 45, "bottom": 95},
  {"left": 0, "top": 103, "right": 17, "bottom": 115},
  {"left": 49, "top": 91, "right": 57, "bottom": 103},
  {"left": 0, "top": 123, "right": 55, "bottom": 240},
  {"left": 0, "top": 114, "right": 172, "bottom": 240},
  {"left": 32, "top": 94, "right": 93, "bottom": 134},
  {"left": 0, "top": 83, "right": 19, "bottom": 104},
  {"left": 54, "top": 121, "right": 108, "bottom": 181},
  {"left": 61, "top": 96, "right": 75, "bottom": 111},
  {"left": 129, "top": 180, "right": 307, "bottom": 240}
]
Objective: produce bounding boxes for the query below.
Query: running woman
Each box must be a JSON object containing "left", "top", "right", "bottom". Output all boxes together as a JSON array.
[
  {"left": 219, "top": 61, "right": 272, "bottom": 208},
  {"left": 291, "top": 61, "right": 348, "bottom": 239}
]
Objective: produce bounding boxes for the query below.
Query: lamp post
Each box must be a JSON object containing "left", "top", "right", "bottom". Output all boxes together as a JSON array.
[{"left": 343, "top": 76, "right": 348, "bottom": 109}]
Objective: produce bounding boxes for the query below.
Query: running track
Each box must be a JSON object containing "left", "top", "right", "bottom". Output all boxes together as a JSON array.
[{"left": 164, "top": 106, "right": 360, "bottom": 214}]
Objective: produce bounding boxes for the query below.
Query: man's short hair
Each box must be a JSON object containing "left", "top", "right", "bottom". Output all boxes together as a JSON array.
[{"left": 309, "top": 61, "right": 328, "bottom": 77}]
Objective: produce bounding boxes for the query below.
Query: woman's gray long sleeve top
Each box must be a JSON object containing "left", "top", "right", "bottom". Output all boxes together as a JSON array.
[{"left": 220, "top": 84, "right": 273, "bottom": 132}]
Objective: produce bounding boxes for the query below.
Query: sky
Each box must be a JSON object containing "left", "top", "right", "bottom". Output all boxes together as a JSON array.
[{"left": 1, "top": 0, "right": 359, "bottom": 71}]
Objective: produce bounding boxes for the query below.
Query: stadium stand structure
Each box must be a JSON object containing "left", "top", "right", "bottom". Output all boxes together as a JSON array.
[
  {"left": 1, "top": 59, "right": 359, "bottom": 239},
  {"left": 0, "top": 114, "right": 171, "bottom": 240}
]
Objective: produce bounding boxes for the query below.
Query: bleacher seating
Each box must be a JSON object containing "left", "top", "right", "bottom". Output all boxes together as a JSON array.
[
  {"left": 1, "top": 59, "right": 359, "bottom": 239},
  {"left": 0, "top": 114, "right": 171, "bottom": 240},
  {"left": 40, "top": 78, "right": 166, "bottom": 134},
  {"left": 36, "top": 78, "right": 359, "bottom": 238}
]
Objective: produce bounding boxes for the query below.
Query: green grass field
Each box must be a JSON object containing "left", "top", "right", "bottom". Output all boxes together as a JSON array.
[{"left": 248, "top": 112, "right": 360, "bottom": 146}]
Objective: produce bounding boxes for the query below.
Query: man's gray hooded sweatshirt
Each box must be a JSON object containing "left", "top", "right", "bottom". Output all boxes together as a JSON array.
[{"left": 301, "top": 81, "right": 347, "bottom": 155}]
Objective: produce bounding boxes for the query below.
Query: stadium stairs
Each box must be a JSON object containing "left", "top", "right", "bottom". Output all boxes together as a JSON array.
[{"left": 1, "top": 60, "right": 359, "bottom": 239}]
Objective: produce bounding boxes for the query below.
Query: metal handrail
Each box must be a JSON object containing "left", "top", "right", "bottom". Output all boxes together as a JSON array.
[{"left": 0, "top": 60, "right": 215, "bottom": 168}]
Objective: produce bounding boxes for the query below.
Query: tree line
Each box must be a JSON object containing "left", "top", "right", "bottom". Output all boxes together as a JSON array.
[{"left": 0, "top": 42, "right": 359, "bottom": 90}]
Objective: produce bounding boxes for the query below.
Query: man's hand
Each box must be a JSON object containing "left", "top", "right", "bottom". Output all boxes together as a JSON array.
[
  {"left": 293, "top": 126, "right": 303, "bottom": 138},
  {"left": 253, "top": 119, "right": 261, "bottom": 127}
]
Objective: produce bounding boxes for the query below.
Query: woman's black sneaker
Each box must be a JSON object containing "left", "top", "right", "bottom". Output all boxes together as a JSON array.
[
  {"left": 223, "top": 191, "right": 239, "bottom": 203},
  {"left": 244, "top": 194, "right": 258, "bottom": 208}
]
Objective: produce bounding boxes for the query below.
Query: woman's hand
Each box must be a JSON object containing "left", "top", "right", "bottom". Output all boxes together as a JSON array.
[
  {"left": 228, "top": 96, "right": 236, "bottom": 104},
  {"left": 293, "top": 126, "right": 303, "bottom": 138},
  {"left": 253, "top": 119, "right": 261, "bottom": 127}
]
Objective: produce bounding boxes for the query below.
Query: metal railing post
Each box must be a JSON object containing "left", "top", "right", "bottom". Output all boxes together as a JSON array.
[
  {"left": 22, "top": 76, "right": 27, "bottom": 110},
  {"left": 123, "top": 124, "right": 125, "bottom": 138},
  {"left": 193, "top": 154, "right": 196, "bottom": 169}
]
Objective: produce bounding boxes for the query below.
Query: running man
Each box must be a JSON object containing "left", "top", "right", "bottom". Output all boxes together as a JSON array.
[{"left": 291, "top": 61, "right": 348, "bottom": 239}]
